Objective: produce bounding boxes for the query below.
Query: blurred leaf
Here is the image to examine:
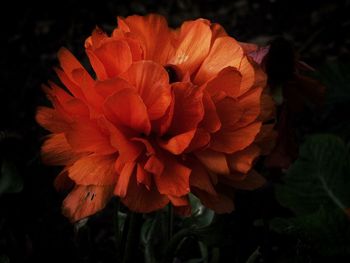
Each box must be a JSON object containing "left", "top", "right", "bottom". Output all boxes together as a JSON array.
[
  {"left": 314, "top": 62, "right": 350, "bottom": 105},
  {"left": 245, "top": 247, "right": 261, "bottom": 263},
  {"left": 276, "top": 134, "right": 350, "bottom": 215},
  {"left": 273, "top": 134, "right": 350, "bottom": 256},
  {"left": 271, "top": 207, "right": 350, "bottom": 256},
  {"left": 0, "top": 159, "right": 23, "bottom": 195},
  {"left": 0, "top": 255, "right": 10, "bottom": 263}
]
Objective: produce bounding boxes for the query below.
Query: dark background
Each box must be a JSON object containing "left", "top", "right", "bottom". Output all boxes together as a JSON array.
[{"left": 1, "top": 0, "right": 349, "bottom": 262}]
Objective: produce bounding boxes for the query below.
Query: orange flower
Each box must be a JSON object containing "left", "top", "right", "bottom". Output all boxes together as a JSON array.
[{"left": 37, "top": 14, "right": 275, "bottom": 222}]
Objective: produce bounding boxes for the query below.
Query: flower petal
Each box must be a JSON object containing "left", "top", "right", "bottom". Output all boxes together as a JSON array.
[
  {"left": 41, "top": 133, "right": 81, "bottom": 165},
  {"left": 68, "top": 154, "right": 117, "bottom": 185},
  {"left": 215, "top": 97, "right": 242, "bottom": 129},
  {"left": 195, "top": 149, "right": 230, "bottom": 175},
  {"left": 144, "top": 155, "right": 164, "bottom": 176},
  {"left": 169, "top": 19, "right": 211, "bottom": 74},
  {"left": 36, "top": 107, "right": 69, "bottom": 133},
  {"left": 118, "top": 14, "right": 174, "bottom": 64},
  {"left": 121, "top": 61, "right": 172, "bottom": 120},
  {"left": 189, "top": 160, "right": 217, "bottom": 195},
  {"left": 158, "top": 129, "right": 196, "bottom": 155},
  {"left": 194, "top": 36, "right": 243, "bottom": 85},
  {"left": 227, "top": 144, "right": 261, "bottom": 174},
  {"left": 121, "top": 173, "right": 169, "bottom": 213},
  {"left": 62, "top": 185, "right": 114, "bottom": 222},
  {"left": 114, "top": 162, "right": 136, "bottom": 197},
  {"left": 154, "top": 154, "right": 191, "bottom": 196},
  {"left": 235, "top": 87, "right": 263, "bottom": 128},
  {"left": 193, "top": 188, "right": 234, "bottom": 214},
  {"left": 168, "top": 82, "right": 204, "bottom": 135},
  {"left": 210, "top": 122, "right": 262, "bottom": 154},
  {"left": 65, "top": 119, "right": 116, "bottom": 154},
  {"left": 200, "top": 91, "right": 221, "bottom": 133},
  {"left": 104, "top": 88, "right": 151, "bottom": 135},
  {"left": 205, "top": 67, "right": 241, "bottom": 98},
  {"left": 90, "top": 40, "right": 132, "bottom": 78},
  {"left": 222, "top": 170, "right": 266, "bottom": 190},
  {"left": 98, "top": 118, "right": 143, "bottom": 163}
]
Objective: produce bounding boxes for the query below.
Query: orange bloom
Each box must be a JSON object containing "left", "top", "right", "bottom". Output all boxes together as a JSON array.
[{"left": 37, "top": 14, "right": 275, "bottom": 222}]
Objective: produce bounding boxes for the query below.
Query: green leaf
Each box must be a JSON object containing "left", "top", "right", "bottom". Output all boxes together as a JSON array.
[
  {"left": 271, "top": 207, "right": 350, "bottom": 256},
  {"left": 0, "top": 160, "right": 23, "bottom": 195},
  {"left": 184, "top": 194, "right": 215, "bottom": 228},
  {"left": 276, "top": 134, "right": 350, "bottom": 215}
]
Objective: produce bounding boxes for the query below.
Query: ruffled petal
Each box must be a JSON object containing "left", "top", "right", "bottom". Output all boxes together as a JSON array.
[
  {"left": 210, "top": 122, "right": 262, "bottom": 154},
  {"left": 121, "top": 61, "right": 172, "bottom": 120}
]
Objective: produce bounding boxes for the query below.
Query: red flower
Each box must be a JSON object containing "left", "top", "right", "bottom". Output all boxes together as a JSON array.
[{"left": 37, "top": 14, "right": 275, "bottom": 222}]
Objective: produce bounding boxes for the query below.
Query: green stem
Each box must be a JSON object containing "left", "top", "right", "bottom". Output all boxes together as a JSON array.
[
  {"left": 168, "top": 203, "right": 174, "bottom": 241},
  {"left": 122, "top": 212, "right": 142, "bottom": 263},
  {"left": 113, "top": 198, "right": 121, "bottom": 260}
]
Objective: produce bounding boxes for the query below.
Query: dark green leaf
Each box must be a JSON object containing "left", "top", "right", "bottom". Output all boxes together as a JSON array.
[
  {"left": 276, "top": 134, "right": 350, "bottom": 215},
  {"left": 0, "top": 160, "right": 23, "bottom": 194}
]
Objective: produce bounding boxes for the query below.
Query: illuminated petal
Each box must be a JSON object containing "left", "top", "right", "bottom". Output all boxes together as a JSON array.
[
  {"left": 118, "top": 14, "right": 174, "bottom": 64},
  {"left": 169, "top": 19, "right": 211, "bottom": 74},
  {"left": 194, "top": 36, "right": 243, "bottom": 85}
]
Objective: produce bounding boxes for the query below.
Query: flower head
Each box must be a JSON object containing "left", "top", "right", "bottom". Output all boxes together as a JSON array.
[{"left": 37, "top": 14, "right": 275, "bottom": 222}]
